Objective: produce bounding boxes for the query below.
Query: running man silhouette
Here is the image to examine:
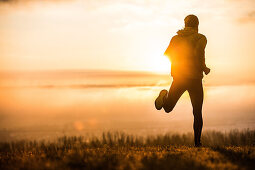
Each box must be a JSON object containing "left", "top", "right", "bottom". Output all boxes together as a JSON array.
[{"left": 155, "top": 15, "right": 210, "bottom": 147}]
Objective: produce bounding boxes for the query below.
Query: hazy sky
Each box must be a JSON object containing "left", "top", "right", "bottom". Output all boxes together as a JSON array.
[{"left": 0, "top": 0, "right": 255, "bottom": 77}]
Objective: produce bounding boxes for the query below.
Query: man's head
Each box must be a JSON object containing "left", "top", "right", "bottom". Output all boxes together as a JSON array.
[{"left": 184, "top": 15, "right": 199, "bottom": 29}]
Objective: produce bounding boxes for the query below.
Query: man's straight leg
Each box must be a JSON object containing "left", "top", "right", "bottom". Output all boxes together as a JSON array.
[{"left": 187, "top": 79, "right": 204, "bottom": 146}]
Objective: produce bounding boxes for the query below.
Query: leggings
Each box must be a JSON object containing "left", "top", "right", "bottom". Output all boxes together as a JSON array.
[{"left": 163, "top": 78, "right": 203, "bottom": 145}]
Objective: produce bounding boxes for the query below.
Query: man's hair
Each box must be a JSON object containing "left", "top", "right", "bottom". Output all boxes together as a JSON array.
[{"left": 184, "top": 15, "right": 199, "bottom": 28}]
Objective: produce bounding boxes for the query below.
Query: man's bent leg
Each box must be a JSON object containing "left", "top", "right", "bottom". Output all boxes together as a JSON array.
[
  {"left": 163, "top": 79, "right": 186, "bottom": 113},
  {"left": 188, "top": 79, "right": 204, "bottom": 146}
]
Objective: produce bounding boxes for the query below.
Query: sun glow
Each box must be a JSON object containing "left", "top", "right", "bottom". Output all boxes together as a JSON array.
[{"left": 149, "top": 55, "right": 171, "bottom": 74}]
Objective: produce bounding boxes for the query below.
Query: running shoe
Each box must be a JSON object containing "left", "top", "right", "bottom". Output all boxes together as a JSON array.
[{"left": 155, "top": 89, "right": 168, "bottom": 110}]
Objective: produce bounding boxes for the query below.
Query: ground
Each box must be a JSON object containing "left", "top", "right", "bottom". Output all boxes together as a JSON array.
[{"left": 1, "top": 145, "right": 255, "bottom": 170}]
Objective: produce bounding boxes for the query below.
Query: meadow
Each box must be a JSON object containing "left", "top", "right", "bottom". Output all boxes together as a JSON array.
[{"left": 1, "top": 129, "right": 255, "bottom": 170}]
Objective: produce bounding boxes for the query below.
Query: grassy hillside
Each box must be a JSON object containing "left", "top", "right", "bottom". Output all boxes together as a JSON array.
[{"left": 0, "top": 130, "right": 255, "bottom": 170}]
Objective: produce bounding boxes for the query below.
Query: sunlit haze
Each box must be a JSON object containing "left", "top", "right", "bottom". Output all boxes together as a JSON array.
[{"left": 0, "top": 0, "right": 255, "bottom": 141}]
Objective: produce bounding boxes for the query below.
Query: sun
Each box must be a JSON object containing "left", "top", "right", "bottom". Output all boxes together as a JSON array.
[{"left": 149, "top": 55, "right": 171, "bottom": 74}]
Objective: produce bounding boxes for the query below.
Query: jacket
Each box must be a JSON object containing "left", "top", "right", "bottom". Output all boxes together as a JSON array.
[{"left": 164, "top": 27, "right": 207, "bottom": 79}]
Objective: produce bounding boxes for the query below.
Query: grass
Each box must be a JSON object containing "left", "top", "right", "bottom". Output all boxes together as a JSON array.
[{"left": 0, "top": 129, "right": 255, "bottom": 170}]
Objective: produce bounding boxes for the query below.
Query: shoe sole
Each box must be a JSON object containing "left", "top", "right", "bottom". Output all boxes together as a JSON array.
[{"left": 155, "top": 90, "right": 168, "bottom": 110}]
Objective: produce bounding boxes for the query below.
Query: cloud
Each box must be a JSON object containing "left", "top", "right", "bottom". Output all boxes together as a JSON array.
[
  {"left": 0, "top": 0, "right": 11, "bottom": 2},
  {"left": 238, "top": 11, "right": 255, "bottom": 23},
  {"left": 0, "top": 0, "right": 69, "bottom": 2},
  {"left": 0, "top": 0, "right": 73, "bottom": 4}
]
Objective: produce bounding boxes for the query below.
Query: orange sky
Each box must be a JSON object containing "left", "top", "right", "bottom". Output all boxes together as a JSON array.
[{"left": 0, "top": 0, "right": 255, "bottom": 78}]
